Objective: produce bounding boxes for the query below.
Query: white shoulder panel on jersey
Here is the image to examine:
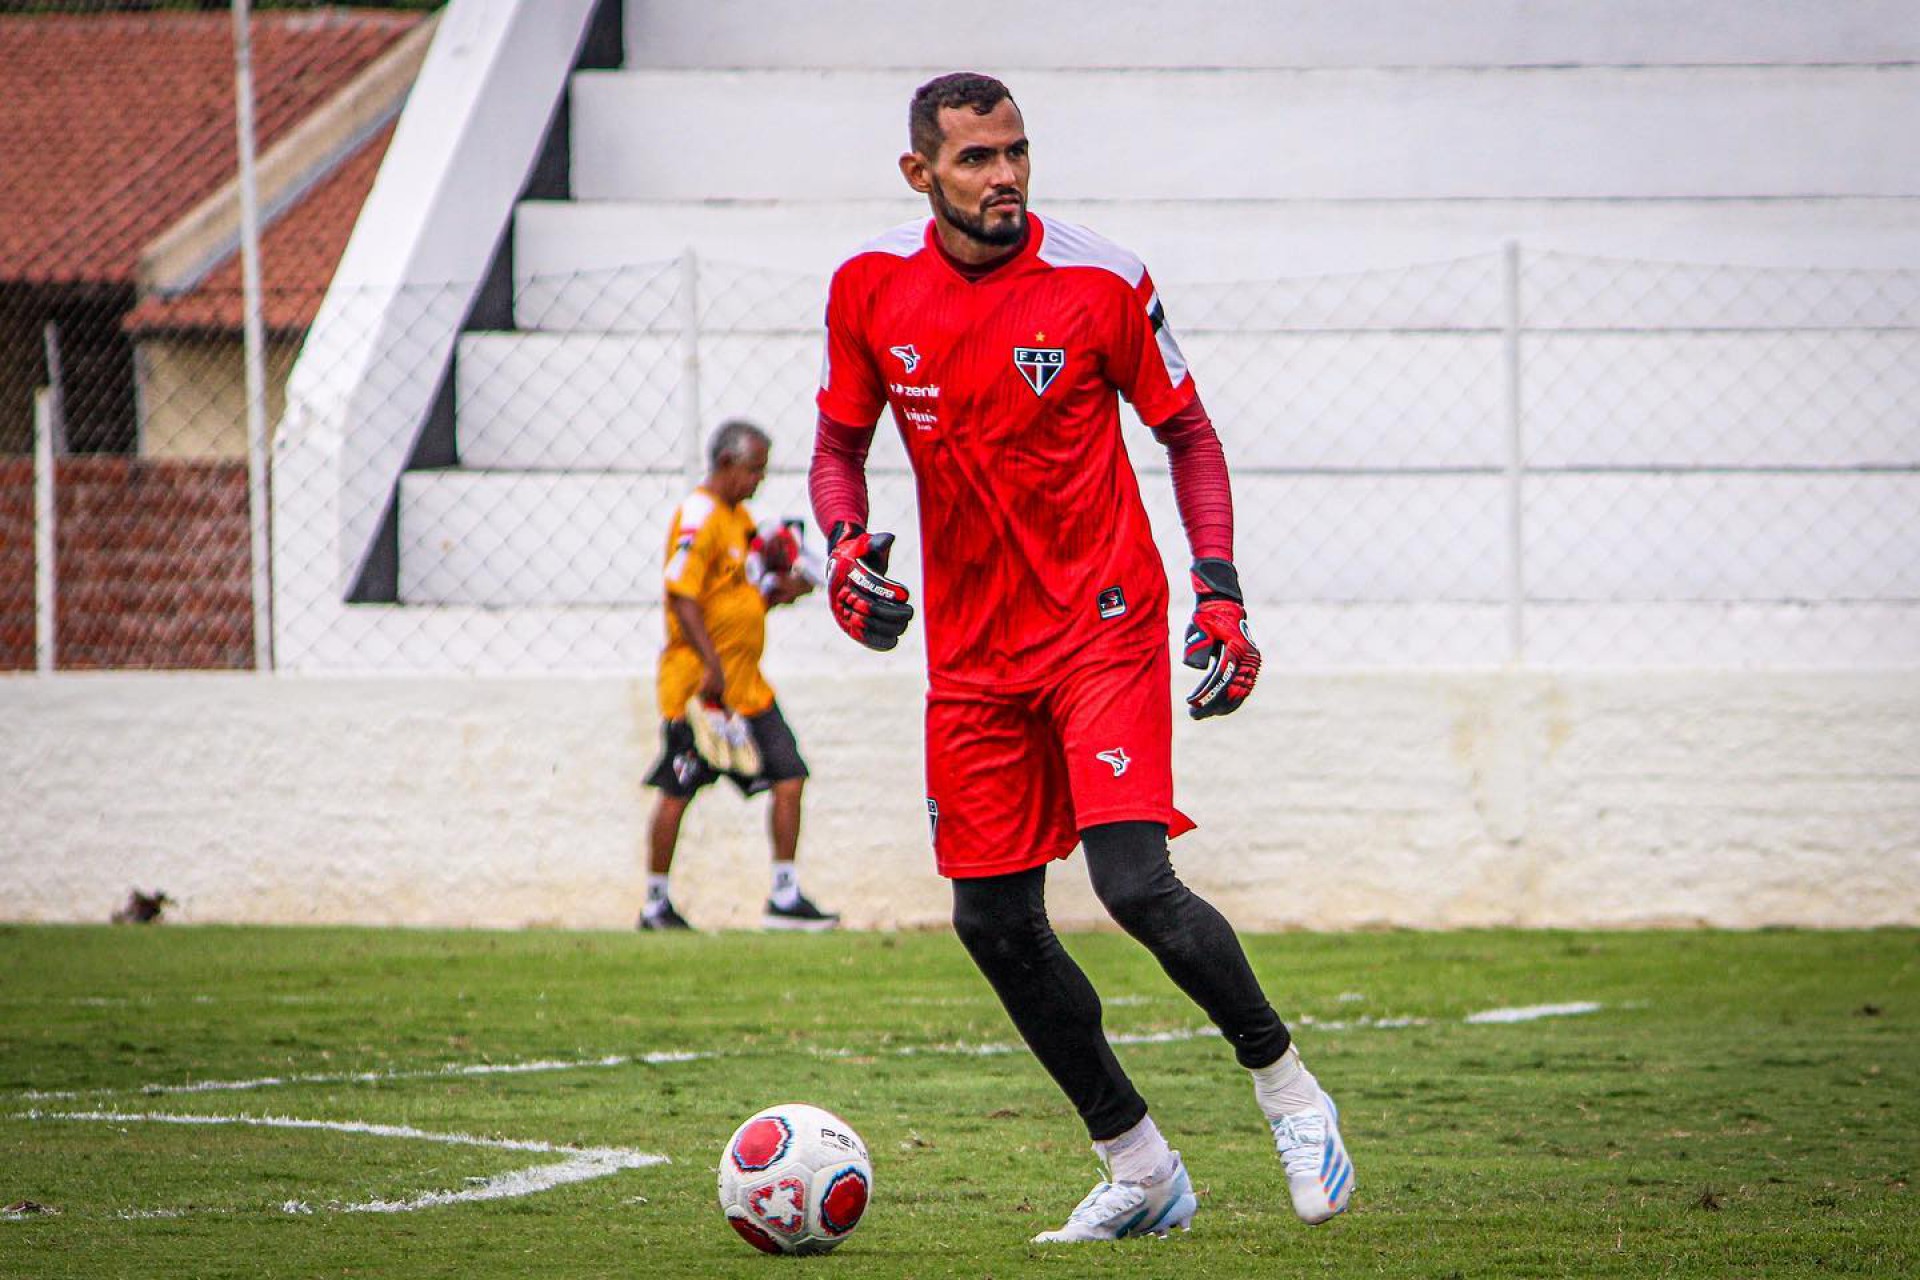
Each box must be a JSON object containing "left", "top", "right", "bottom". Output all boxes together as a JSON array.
[
  {"left": 841, "top": 218, "right": 927, "bottom": 267},
  {"left": 1034, "top": 215, "right": 1147, "bottom": 289},
  {"left": 677, "top": 489, "right": 717, "bottom": 533}
]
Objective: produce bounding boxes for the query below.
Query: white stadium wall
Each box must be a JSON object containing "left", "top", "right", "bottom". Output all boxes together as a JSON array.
[{"left": 3, "top": 671, "right": 1915, "bottom": 930}]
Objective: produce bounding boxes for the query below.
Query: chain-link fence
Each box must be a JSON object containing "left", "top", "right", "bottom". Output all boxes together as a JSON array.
[
  {"left": 1521, "top": 252, "right": 1920, "bottom": 666},
  {"left": 8, "top": 246, "right": 1915, "bottom": 673}
]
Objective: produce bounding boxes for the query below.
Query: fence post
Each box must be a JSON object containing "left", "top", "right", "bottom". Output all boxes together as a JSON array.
[
  {"left": 679, "top": 247, "right": 704, "bottom": 484},
  {"left": 233, "top": 0, "right": 274, "bottom": 671},
  {"left": 40, "top": 322, "right": 66, "bottom": 452},
  {"left": 33, "top": 389, "right": 56, "bottom": 674},
  {"left": 1502, "top": 241, "right": 1526, "bottom": 666}
]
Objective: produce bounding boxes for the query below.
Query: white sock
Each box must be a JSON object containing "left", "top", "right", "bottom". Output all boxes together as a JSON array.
[
  {"left": 1095, "top": 1113, "right": 1175, "bottom": 1186},
  {"left": 1251, "top": 1044, "right": 1322, "bottom": 1120},
  {"left": 770, "top": 862, "right": 799, "bottom": 909},
  {"left": 644, "top": 874, "right": 671, "bottom": 914}
]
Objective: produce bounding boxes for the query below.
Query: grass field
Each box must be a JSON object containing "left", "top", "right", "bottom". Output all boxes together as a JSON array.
[{"left": 1, "top": 924, "right": 1914, "bottom": 1278}]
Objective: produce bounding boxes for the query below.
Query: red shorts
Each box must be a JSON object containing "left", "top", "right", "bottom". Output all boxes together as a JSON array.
[{"left": 924, "top": 645, "right": 1195, "bottom": 879}]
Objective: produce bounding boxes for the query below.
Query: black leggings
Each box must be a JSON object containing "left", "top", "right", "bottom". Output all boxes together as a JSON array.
[{"left": 949, "top": 820, "right": 1290, "bottom": 1141}]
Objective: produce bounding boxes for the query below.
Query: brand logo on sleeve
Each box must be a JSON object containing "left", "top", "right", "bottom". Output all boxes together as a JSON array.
[
  {"left": 888, "top": 343, "right": 923, "bottom": 374},
  {"left": 1012, "top": 346, "right": 1065, "bottom": 395},
  {"left": 1096, "top": 748, "right": 1131, "bottom": 777}
]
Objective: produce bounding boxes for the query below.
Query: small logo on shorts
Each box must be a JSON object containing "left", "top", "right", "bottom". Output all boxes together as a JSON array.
[
  {"left": 673, "top": 752, "right": 701, "bottom": 786},
  {"left": 926, "top": 797, "right": 939, "bottom": 841},
  {"left": 1096, "top": 748, "right": 1131, "bottom": 777},
  {"left": 1097, "top": 586, "right": 1127, "bottom": 620}
]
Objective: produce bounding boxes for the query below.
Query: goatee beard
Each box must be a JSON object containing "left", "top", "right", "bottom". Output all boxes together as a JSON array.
[{"left": 931, "top": 177, "right": 1026, "bottom": 248}]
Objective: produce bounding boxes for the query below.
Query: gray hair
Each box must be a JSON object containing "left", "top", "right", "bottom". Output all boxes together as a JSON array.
[{"left": 708, "top": 418, "right": 771, "bottom": 468}]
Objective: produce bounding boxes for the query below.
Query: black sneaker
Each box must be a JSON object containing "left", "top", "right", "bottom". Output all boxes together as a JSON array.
[
  {"left": 762, "top": 893, "right": 840, "bottom": 931},
  {"left": 638, "top": 900, "right": 695, "bottom": 931}
]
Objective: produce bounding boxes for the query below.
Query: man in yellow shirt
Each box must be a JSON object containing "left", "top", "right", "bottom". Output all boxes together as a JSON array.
[{"left": 641, "top": 420, "right": 838, "bottom": 930}]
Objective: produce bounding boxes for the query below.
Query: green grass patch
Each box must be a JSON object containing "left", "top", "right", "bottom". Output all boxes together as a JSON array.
[{"left": 0, "top": 925, "right": 1914, "bottom": 1277}]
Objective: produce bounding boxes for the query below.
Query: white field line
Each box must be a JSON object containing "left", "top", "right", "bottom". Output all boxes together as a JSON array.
[
  {"left": 1463, "top": 1001, "right": 1605, "bottom": 1024},
  {"left": 22, "top": 1051, "right": 708, "bottom": 1102},
  {"left": 894, "top": 1016, "right": 1427, "bottom": 1057},
  {"left": 17, "top": 1001, "right": 1606, "bottom": 1105},
  {"left": 884, "top": 1029, "right": 1228, "bottom": 1056},
  {"left": 1295, "top": 1013, "right": 1435, "bottom": 1031},
  {"left": 873, "top": 1002, "right": 1600, "bottom": 1058},
  {"left": 27, "top": 1110, "right": 666, "bottom": 1216}
]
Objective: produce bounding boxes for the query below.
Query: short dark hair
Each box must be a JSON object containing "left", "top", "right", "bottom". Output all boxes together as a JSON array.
[
  {"left": 909, "top": 72, "right": 1015, "bottom": 160},
  {"left": 709, "top": 418, "right": 770, "bottom": 469}
]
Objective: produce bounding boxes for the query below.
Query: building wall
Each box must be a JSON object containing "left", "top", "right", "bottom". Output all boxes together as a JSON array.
[
  {"left": 1, "top": 671, "right": 1913, "bottom": 930},
  {"left": 0, "top": 457, "right": 252, "bottom": 671},
  {"left": 0, "top": 458, "right": 31, "bottom": 669},
  {"left": 135, "top": 336, "right": 299, "bottom": 461},
  {"left": 0, "top": 291, "right": 43, "bottom": 457}
]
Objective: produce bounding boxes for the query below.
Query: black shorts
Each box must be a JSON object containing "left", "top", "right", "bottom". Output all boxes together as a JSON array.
[{"left": 644, "top": 702, "right": 809, "bottom": 799}]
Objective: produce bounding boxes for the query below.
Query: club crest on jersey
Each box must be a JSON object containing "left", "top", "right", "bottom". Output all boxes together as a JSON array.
[
  {"left": 889, "top": 343, "right": 923, "bottom": 374},
  {"left": 1012, "top": 346, "right": 1065, "bottom": 395},
  {"left": 1096, "top": 748, "right": 1131, "bottom": 777}
]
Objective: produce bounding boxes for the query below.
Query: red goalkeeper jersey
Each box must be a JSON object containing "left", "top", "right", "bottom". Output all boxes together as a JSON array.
[{"left": 817, "top": 213, "right": 1198, "bottom": 688}]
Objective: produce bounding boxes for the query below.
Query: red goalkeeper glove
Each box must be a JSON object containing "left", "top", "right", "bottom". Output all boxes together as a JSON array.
[
  {"left": 750, "top": 520, "right": 801, "bottom": 575},
  {"left": 826, "top": 523, "right": 914, "bottom": 652},
  {"left": 1182, "top": 558, "right": 1261, "bottom": 719}
]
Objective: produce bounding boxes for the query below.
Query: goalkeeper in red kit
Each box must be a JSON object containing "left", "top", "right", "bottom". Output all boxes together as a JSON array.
[{"left": 809, "top": 73, "right": 1355, "bottom": 1243}]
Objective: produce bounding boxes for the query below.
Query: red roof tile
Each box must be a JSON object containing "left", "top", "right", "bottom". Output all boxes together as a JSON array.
[
  {"left": 124, "top": 118, "right": 396, "bottom": 335},
  {"left": 0, "top": 11, "right": 421, "bottom": 288}
]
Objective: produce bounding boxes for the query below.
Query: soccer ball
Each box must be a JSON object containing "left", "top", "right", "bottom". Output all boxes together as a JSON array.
[{"left": 717, "top": 1103, "right": 872, "bottom": 1255}]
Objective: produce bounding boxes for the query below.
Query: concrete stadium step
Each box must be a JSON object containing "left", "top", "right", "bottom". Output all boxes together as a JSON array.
[
  {"left": 398, "top": 470, "right": 681, "bottom": 606},
  {"left": 397, "top": 466, "right": 1920, "bottom": 609},
  {"left": 511, "top": 198, "right": 1920, "bottom": 313},
  {"left": 396, "top": 469, "right": 918, "bottom": 608},
  {"left": 455, "top": 332, "right": 681, "bottom": 472},
  {"left": 458, "top": 322, "right": 1920, "bottom": 478},
  {"left": 394, "top": 468, "right": 1505, "bottom": 608},
  {"left": 455, "top": 331, "right": 923, "bottom": 473},
  {"left": 621, "top": 0, "right": 1916, "bottom": 70},
  {"left": 569, "top": 67, "right": 1920, "bottom": 203},
  {"left": 454, "top": 326, "right": 1506, "bottom": 475}
]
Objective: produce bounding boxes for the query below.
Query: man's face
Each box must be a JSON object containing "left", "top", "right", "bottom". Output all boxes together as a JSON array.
[
  {"left": 902, "top": 98, "right": 1030, "bottom": 250},
  {"left": 715, "top": 439, "right": 769, "bottom": 504}
]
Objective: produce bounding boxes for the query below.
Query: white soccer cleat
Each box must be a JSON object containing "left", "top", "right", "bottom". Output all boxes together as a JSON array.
[
  {"left": 1271, "top": 1089, "right": 1354, "bottom": 1224},
  {"left": 1031, "top": 1151, "right": 1199, "bottom": 1243}
]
